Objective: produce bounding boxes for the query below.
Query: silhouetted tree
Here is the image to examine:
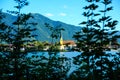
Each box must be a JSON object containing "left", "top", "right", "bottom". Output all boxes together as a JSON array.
[
  {"left": 72, "top": 0, "right": 120, "bottom": 80},
  {"left": 45, "top": 23, "right": 64, "bottom": 43},
  {"left": 0, "top": 9, "right": 14, "bottom": 80},
  {"left": 0, "top": 0, "right": 37, "bottom": 80},
  {"left": 45, "top": 23, "right": 65, "bottom": 51}
]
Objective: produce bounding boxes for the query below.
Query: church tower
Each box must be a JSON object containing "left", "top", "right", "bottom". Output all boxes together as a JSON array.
[{"left": 60, "top": 32, "right": 64, "bottom": 50}]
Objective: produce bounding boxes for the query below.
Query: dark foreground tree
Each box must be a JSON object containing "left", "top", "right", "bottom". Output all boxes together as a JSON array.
[
  {"left": 0, "top": 9, "right": 13, "bottom": 80},
  {"left": 71, "top": 0, "right": 120, "bottom": 80},
  {"left": 0, "top": 0, "right": 71, "bottom": 80},
  {"left": 45, "top": 23, "right": 65, "bottom": 51},
  {"left": 0, "top": 0, "right": 37, "bottom": 80}
]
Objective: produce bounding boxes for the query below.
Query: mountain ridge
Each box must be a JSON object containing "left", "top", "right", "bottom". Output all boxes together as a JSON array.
[{"left": 2, "top": 12, "right": 81, "bottom": 42}]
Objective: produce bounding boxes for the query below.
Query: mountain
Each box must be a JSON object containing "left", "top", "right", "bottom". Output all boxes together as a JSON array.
[{"left": 2, "top": 13, "right": 81, "bottom": 42}]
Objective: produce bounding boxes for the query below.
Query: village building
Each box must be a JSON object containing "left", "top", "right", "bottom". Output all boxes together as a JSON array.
[{"left": 62, "top": 40, "right": 76, "bottom": 51}]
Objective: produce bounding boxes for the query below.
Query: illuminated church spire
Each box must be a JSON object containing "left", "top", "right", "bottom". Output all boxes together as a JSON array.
[{"left": 60, "top": 32, "right": 64, "bottom": 50}]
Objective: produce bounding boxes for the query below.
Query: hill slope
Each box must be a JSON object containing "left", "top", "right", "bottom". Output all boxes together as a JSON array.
[{"left": 3, "top": 13, "right": 81, "bottom": 42}]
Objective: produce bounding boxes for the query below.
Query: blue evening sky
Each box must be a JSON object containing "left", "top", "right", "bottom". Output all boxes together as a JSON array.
[{"left": 0, "top": 0, "right": 120, "bottom": 30}]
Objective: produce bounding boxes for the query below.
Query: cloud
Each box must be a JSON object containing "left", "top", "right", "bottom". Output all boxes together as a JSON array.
[
  {"left": 59, "top": 13, "right": 67, "bottom": 16},
  {"left": 45, "top": 13, "right": 67, "bottom": 17},
  {"left": 45, "top": 13, "right": 54, "bottom": 17}
]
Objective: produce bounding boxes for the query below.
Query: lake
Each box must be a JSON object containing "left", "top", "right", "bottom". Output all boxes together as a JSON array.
[{"left": 27, "top": 50, "right": 119, "bottom": 77}]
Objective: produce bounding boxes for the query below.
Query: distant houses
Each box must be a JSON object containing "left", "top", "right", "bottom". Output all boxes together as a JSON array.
[{"left": 0, "top": 37, "right": 120, "bottom": 52}]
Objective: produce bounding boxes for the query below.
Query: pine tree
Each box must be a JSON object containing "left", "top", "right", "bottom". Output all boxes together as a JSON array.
[
  {"left": 45, "top": 23, "right": 65, "bottom": 51},
  {"left": 1, "top": 0, "right": 37, "bottom": 79},
  {"left": 0, "top": 9, "right": 13, "bottom": 80},
  {"left": 71, "top": 0, "right": 120, "bottom": 79}
]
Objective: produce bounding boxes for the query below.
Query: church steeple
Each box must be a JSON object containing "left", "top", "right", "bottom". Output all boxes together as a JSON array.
[{"left": 60, "top": 32, "right": 64, "bottom": 50}]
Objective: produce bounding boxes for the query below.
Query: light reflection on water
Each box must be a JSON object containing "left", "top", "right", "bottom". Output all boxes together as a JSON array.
[
  {"left": 27, "top": 50, "right": 118, "bottom": 58},
  {"left": 27, "top": 51, "right": 81, "bottom": 58}
]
